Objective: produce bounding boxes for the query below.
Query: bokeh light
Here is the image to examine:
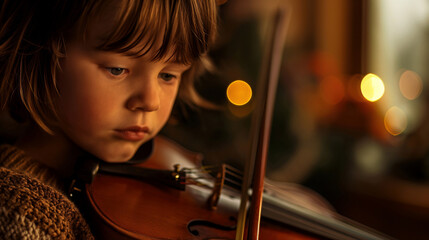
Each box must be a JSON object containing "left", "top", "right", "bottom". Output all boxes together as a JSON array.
[
  {"left": 226, "top": 80, "right": 252, "bottom": 106},
  {"left": 399, "top": 70, "right": 423, "bottom": 100},
  {"left": 354, "top": 139, "right": 385, "bottom": 176},
  {"left": 361, "top": 73, "right": 385, "bottom": 102},
  {"left": 384, "top": 106, "right": 407, "bottom": 136}
]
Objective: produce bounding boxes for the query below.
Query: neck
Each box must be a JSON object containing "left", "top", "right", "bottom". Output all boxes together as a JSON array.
[{"left": 15, "top": 124, "right": 83, "bottom": 178}]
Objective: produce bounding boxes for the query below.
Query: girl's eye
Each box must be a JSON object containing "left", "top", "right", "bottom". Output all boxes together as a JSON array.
[
  {"left": 159, "top": 72, "right": 177, "bottom": 81},
  {"left": 107, "top": 67, "right": 126, "bottom": 76}
]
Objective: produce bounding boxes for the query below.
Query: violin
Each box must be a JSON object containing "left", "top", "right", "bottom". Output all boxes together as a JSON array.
[
  {"left": 70, "top": 135, "right": 391, "bottom": 239},
  {"left": 69, "top": 8, "right": 394, "bottom": 240},
  {"left": 76, "top": 136, "right": 324, "bottom": 239}
]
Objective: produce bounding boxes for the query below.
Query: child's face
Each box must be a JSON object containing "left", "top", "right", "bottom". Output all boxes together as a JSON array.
[{"left": 56, "top": 32, "right": 190, "bottom": 163}]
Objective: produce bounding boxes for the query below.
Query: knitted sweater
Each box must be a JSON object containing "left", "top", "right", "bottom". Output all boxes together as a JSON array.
[{"left": 0, "top": 144, "right": 94, "bottom": 239}]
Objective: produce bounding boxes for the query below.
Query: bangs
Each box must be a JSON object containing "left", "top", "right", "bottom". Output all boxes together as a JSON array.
[{"left": 89, "top": 0, "right": 217, "bottom": 64}]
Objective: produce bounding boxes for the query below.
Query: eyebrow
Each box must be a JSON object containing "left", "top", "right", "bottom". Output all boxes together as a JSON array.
[{"left": 166, "top": 62, "right": 192, "bottom": 71}]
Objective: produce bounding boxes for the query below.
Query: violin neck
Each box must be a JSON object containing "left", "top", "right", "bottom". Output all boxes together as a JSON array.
[{"left": 219, "top": 166, "right": 390, "bottom": 240}]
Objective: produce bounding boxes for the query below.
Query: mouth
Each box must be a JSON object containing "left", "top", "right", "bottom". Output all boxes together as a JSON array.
[{"left": 114, "top": 126, "right": 149, "bottom": 141}]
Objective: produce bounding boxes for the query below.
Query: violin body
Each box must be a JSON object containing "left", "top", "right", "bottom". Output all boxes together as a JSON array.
[
  {"left": 84, "top": 136, "right": 320, "bottom": 239},
  {"left": 86, "top": 136, "right": 234, "bottom": 239}
]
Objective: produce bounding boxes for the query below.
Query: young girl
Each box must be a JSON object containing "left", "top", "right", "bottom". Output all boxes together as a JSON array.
[{"left": 0, "top": 0, "right": 219, "bottom": 238}]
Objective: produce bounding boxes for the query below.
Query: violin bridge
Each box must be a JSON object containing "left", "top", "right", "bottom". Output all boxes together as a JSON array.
[{"left": 206, "top": 164, "right": 226, "bottom": 210}]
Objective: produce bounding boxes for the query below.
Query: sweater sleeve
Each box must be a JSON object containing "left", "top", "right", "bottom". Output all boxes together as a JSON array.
[
  {"left": 0, "top": 205, "right": 53, "bottom": 240},
  {"left": 0, "top": 167, "right": 94, "bottom": 240}
]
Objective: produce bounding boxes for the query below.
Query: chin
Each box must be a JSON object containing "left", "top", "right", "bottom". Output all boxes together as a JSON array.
[
  {"left": 104, "top": 153, "right": 135, "bottom": 163},
  {"left": 96, "top": 147, "right": 137, "bottom": 163}
]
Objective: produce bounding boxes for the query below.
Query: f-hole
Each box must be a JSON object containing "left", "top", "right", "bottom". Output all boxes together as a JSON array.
[{"left": 187, "top": 217, "right": 236, "bottom": 236}]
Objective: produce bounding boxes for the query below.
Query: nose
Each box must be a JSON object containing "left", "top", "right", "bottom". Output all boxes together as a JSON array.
[{"left": 126, "top": 77, "right": 160, "bottom": 112}]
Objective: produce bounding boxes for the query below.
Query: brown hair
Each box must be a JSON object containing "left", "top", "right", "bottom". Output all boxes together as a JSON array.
[{"left": 0, "top": 0, "right": 217, "bottom": 133}]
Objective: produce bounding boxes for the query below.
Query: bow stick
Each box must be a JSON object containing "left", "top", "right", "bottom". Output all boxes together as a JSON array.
[{"left": 235, "top": 7, "right": 290, "bottom": 240}]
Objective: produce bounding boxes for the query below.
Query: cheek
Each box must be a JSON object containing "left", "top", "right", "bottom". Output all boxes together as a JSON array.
[
  {"left": 163, "top": 87, "right": 178, "bottom": 111},
  {"left": 63, "top": 93, "right": 108, "bottom": 128},
  {"left": 157, "top": 87, "right": 179, "bottom": 126},
  {"left": 60, "top": 97, "right": 96, "bottom": 135},
  {"left": 58, "top": 73, "right": 120, "bottom": 131}
]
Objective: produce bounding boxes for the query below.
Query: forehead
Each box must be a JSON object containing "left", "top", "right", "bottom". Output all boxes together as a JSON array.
[{"left": 78, "top": 0, "right": 204, "bottom": 65}]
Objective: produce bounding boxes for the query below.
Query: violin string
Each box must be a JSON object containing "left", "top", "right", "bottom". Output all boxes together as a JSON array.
[
  {"left": 225, "top": 169, "right": 243, "bottom": 178},
  {"left": 183, "top": 164, "right": 244, "bottom": 178},
  {"left": 184, "top": 176, "right": 212, "bottom": 181},
  {"left": 178, "top": 164, "right": 246, "bottom": 193},
  {"left": 223, "top": 178, "right": 243, "bottom": 191},
  {"left": 181, "top": 164, "right": 242, "bottom": 175},
  {"left": 224, "top": 164, "right": 243, "bottom": 177},
  {"left": 183, "top": 179, "right": 213, "bottom": 189},
  {"left": 182, "top": 165, "right": 219, "bottom": 174},
  {"left": 224, "top": 165, "right": 245, "bottom": 190}
]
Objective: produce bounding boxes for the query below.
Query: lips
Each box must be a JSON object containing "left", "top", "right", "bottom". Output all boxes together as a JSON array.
[{"left": 114, "top": 126, "right": 149, "bottom": 141}]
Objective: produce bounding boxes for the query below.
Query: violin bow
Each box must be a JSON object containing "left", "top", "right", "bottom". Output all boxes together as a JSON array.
[{"left": 234, "top": 7, "right": 289, "bottom": 240}]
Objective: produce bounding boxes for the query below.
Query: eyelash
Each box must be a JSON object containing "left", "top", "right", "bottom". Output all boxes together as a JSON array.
[
  {"left": 106, "top": 67, "right": 126, "bottom": 76},
  {"left": 105, "top": 67, "right": 178, "bottom": 82},
  {"left": 159, "top": 72, "right": 177, "bottom": 82}
]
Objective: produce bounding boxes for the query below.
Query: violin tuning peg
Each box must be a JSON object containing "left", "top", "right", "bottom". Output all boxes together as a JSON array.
[{"left": 173, "top": 164, "right": 180, "bottom": 173}]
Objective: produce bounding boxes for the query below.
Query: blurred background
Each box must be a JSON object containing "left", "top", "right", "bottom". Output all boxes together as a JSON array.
[
  {"left": 1, "top": 0, "right": 428, "bottom": 239},
  {"left": 162, "top": 0, "right": 429, "bottom": 239}
]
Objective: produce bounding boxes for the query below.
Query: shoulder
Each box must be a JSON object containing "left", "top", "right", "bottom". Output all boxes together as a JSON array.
[{"left": 0, "top": 167, "right": 94, "bottom": 240}]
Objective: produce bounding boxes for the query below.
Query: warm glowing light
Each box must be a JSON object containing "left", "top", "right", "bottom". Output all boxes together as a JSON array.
[
  {"left": 227, "top": 102, "right": 254, "bottom": 118},
  {"left": 399, "top": 70, "right": 423, "bottom": 100},
  {"left": 361, "top": 73, "right": 385, "bottom": 102},
  {"left": 354, "top": 139, "right": 385, "bottom": 175},
  {"left": 226, "top": 80, "right": 252, "bottom": 106},
  {"left": 384, "top": 106, "right": 407, "bottom": 136}
]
